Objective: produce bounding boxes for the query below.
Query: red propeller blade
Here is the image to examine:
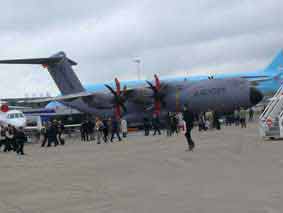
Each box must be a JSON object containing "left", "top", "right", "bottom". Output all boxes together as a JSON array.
[
  {"left": 115, "top": 78, "right": 120, "bottom": 96},
  {"left": 115, "top": 78, "right": 121, "bottom": 119},
  {"left": 115, "top": 105, "right": 121, "bottom": 119},
  {"left": 154, "top": 74, "right": 161, "bottom": 90},
  {"left": 154, "top": 74, "right": 161, "bottom": 116},
  {"left": 154, "top": 101, "right": 161, "bottom": 116}
]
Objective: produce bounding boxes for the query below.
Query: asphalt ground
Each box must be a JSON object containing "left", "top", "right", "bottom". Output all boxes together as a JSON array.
[{"left": 1, "top": 122, "right": 283, "bottom": 213}]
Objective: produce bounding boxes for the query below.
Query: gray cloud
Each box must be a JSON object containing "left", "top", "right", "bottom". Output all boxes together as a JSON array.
[{"left": 0, "top": 0, "right": 282, "bottom": 97}]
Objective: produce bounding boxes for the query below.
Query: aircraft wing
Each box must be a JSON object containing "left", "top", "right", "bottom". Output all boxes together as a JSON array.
[
  {"left": 18, "top": 81, "right": 172, "bottom": 110},
  {"left": 239, "top": 76, "right": 272, "bottom": 86},
  {"left": 8, "top": 106, "right": 32, "bottom": 110},
  {"left": 240, "top": 76, "right": 272, "bottom": 82},
  {"left": 18, "top": 91, "right": 105, "bottom": 103}
]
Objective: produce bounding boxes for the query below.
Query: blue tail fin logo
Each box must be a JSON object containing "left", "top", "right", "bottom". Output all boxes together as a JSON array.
[{"left": 265, "top": 49, "right": 283, "bottom": 72}]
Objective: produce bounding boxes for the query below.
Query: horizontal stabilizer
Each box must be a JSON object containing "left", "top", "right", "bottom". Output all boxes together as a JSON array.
[{"left": 0, "top": 57, "right": 77, "bottom": 65}]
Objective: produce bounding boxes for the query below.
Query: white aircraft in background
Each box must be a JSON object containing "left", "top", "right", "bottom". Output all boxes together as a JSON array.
[{"left": 0, "top": 102, "right": 27, "bottom": 127}]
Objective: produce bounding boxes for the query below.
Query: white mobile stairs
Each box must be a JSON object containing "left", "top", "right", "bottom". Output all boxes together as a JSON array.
[{"left": 259, "top": 84, "right": 283, "bottom": 139}]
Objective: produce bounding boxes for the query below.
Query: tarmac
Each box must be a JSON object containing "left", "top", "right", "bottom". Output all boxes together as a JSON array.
[{"left": 1, "top": 122, "right": 283, "bottom": 213}]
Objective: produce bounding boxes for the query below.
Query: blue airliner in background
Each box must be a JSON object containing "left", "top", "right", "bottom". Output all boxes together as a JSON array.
[{"left": 47, "top": 50, "right": 283, "bottom": 109}]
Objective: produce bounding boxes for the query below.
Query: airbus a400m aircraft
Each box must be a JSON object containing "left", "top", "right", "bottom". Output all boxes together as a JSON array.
[{"left": 0, "top": 52, "right": 263, "bottom": 123}]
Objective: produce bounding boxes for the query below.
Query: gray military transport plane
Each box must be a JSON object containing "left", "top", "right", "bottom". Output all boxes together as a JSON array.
[{"left": 0, "top": 52, "right": 263, "bottom": 124}]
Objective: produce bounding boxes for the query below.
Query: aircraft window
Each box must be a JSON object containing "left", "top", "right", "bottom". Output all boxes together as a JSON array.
[{"left": 8, "top": 114, "right": 15, "bottom": 119}]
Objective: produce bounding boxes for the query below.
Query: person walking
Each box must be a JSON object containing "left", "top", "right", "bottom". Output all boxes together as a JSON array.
[
  {"left": 143, "top": 117, "right": 151, "bottom": 136},
  {"left": 80, "top": 121, "right": 87, "bottom": 142},
  {"left": 249, "top": 108, "right": 254, "bottom": 121},
  {"left": 41, "top": 123, "right": 48, "bottom": 147},
  {"left": 121, "top": 118, "right": 128, "bottom": 138},
  {"left": 152, "top": 113, "right": 161, "bottom": 136},
  {"left": 183, "top": 104, "right": 195, "bottom": 151},
  {"left": 0, "top": 125, "right": 5, "bottom": 151},
  {"left": 165, "top": 112, "right": 172, "bottom": 136},
  {"left": 4, "top": 125, "right": 14, "bottom": 152},
  {"left": 57, "top": 120, "right": 65, "bottom": 145},
  {"left": 205, "top": 110, "right": 213, "bottom": 130},
  {"left": 15, "top": 127, "right": 26, "bottom": 156},
  {"left": 47, "top": 121, "right": 58, "bottom": 147},
  {"left": 240, "top": 108, "right": 247, "bottom": 128},
  {"left": 102, "top": 118, "right": 109, "bottom": 143},
  {"left": 95, "top": 117, "right": 104, "bottom": 144},
  {"left": 234, "top": 109, "right": 240, "bottom": 126},
  {"left": 213, "top": 111, "right": 221, "bottom": 130},
  {"left": 110, "top": 118, "right": 122, "bottom": 142}
]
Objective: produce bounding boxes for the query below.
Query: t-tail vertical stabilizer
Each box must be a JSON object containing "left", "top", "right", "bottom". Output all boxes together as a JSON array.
[{"left": 0, "top": 51, "right": 85, "bottom": 95}]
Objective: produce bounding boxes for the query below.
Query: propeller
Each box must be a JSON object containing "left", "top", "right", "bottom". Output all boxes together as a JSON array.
[
  {"left": 146, "top": 74, "right": 167, "bottom": 116},
  {"left": 105, "top": 78, "right": 127, "bottom": 119}
]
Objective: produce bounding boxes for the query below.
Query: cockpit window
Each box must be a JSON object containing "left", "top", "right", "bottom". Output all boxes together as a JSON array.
[
  {"left": 7, "top": 113, "right": 24, "bottom": 119},
  {"left": 8, "top": 114, "right": 15, "bottom": 119}
]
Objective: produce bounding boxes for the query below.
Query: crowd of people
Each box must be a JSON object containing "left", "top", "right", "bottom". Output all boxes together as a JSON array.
[
  {"left": 41, "top": 120, "right": 65, "bottom": 147},
  {"left": 80, "top": 117, "right": 128, "bottom": 144},
  {"left": 0, "top": 106, "right": 255, "bottom": 157},
  {"left": 0, "top": 124, "right": 27, "bottom": 156}
]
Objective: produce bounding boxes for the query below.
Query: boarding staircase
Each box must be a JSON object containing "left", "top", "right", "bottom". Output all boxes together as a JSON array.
[{"left": 259, "top": 84, "right": 283, "bottom": 138}]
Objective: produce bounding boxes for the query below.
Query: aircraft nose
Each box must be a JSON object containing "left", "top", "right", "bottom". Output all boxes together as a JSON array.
[{"left": 250, "top": 87, "right": 263, "bottom": 105}]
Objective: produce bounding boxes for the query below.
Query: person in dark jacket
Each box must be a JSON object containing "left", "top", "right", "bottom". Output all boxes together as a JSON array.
[
  {"left": 0, "top": 126, "right": 4, "bottom": 148},
  {"left": 15, "top": 127, "right": 26, "bottom": 155},
  {"left": 4, "top": 125, "right": 14, "bottom": 152},
  {"left": 47, "top": 122, "right": 58, "bottom": 147},
  {"left": 152, "top": 113, "right": 161, "bottom": 136},
  {"left": 182, "top": 104, "right": 195, "bottom": 151},
  {"left": 110, "top": 118, "right": 121, "bottom": 142},
  {"left": 80, "top": 121, "right": 88, "bottom": 142},
  {"left": 41, "top": 123, "right": 48, "bottom": 147},
  {"left": 143, "top": 117, "right": 151, "bottom": 136},
  {"left": 102, "top": 118, "right": 109, "bottom": 143},
  {"left": 57, "top": 120, "right": 65, "bottom": 145}
]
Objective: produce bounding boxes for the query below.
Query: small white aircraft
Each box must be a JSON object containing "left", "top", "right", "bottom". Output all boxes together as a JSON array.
[{"left": 0, "top": 103, "right": 27, "bottom": 127}]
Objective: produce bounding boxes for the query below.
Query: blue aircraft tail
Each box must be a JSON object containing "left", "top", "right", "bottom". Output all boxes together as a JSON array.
[{"left": 265, "top": 50, "right": 283, "bottom": 72}]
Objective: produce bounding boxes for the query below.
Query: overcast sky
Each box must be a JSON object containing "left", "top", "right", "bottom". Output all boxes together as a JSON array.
[{"left": 0, "top": 0, "right": 282, "bottom": 97}]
